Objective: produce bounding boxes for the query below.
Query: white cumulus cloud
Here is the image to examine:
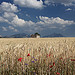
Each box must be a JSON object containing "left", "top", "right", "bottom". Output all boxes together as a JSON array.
[
  {"left": 44, "top": 0, "right": 75, "bottom": 6},
  {"left": 36, "top": 16, "right": 75, "bottom": 28},
  {"left": 3, "top": 12, "right": 16, "bottom": 18},
  {"left": 9, "top": 26, "right": 18, "bottom": 32},
  {"left": 3, "top": 12, "right": 16, "bottom": 22},
  {"left": 66, "top": 8, "right": 72, "bottom": 11},
  {"left": 0, "top": 2, "right": 37, "bottom": 32},
  {"left": 14, "top": 0, "right": 44, "bottom": 9},
  {"left": 0, "top": 2, "right": 18, "bottom": 12},
  {"left": 0, "top": 2, "right": 75, "bottom": 32},
  {"left": 39, "top": 16, "right": 75, "bottom": 25},
  {"left": 0, "top": 16, "right": 9, "bottom": 23},
  {"left": 0, "top": 2, "right": 31, "bottom": 27},
  {"left": 11, "top": 15, "right": 26, "bottom": 26}
]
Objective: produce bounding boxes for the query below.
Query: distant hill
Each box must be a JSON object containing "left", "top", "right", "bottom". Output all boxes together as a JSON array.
[
  {"left": 3, "top": 33, "right": 30, "bottom": 38},
  {"left": 0, "top": 35, "right": 2, "bottom": 38},
  {"left": 43, "top": 33, "right": 64, "bottom": 37},
  {"left": 2, "top": 33, "right": 64, "bottom": 38}
]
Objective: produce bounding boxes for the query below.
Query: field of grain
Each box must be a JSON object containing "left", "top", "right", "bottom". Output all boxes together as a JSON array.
[{"left": 0, "top": 38, "right": 75, "bottom": 75}]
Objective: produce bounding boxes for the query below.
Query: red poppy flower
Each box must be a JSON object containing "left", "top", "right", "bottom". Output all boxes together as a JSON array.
[
  {"left": 47, "top": 54, "right": 50, "bottom": 57},
  {"left": 56, "top": 72, "right": 60, "bottom": 75},
  {"left": 53, "top": 62, "right": 55, "bottom": 66},
  {"left": 18, "top": 58, "right": 22, "bottom": 62},
  {"left": 27, "top": 53, "right": 30, "bottom": 56},
  {"left": 71, "top": 59, "right": 75, "bottom": 61},
  {"left": 49, "top": 65, "right": 53, "bottom": 68},
  {"left": 60, "top": 57, "right": 63, "bottom": 60},
  {"left": 49, "top": 54, "right": 50, "bottom": 57}
]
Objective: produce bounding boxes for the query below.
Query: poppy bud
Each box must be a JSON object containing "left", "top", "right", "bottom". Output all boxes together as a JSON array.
[
  {"left": 56, "top": 72, "right": 60, "bottom": 75},
  {"left": 60, "top": 57, "right": 63, "bottom": 60},
  {"left": 49, "top": 54, "right": 50, "bottom": 57},
  {"left": 53, "top": 62, "right": 55, "bottom": 66},
  {"left": 49, "top": 65, "right": 53, "bottom": 68},
  {"left": 27, "top": 53, "right": 30, "bottom": 56}
]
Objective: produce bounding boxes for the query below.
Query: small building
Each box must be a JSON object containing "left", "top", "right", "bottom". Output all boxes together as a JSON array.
[
  {"left": 31, "top": 34, "right": 35, "bottom": 38},
  {"left": 35, "top": 34, "right": 40, "bottom": 38}
]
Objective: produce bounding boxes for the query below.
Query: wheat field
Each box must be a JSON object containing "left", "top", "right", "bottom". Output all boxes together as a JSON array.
[{"left": 0, "top": 38, "right": 75, "bottom": 75}]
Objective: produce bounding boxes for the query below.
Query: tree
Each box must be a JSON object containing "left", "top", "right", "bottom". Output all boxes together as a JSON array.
[{"left": 34, "top": 32, "right": 40, "bottom": 36}]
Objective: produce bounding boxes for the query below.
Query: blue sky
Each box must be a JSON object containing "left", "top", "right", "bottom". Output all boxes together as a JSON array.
[{"left": 0, "top": 0, "right": 75, "bottom": 37}]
